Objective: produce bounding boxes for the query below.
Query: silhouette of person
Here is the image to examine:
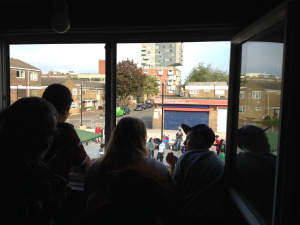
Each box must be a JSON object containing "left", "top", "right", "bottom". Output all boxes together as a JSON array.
[
  {"left": 0, "top": 97, "right": 67, "bottom": 225},
  {"left": 236, "top": 125, "right": 277, "bottom": 224},
  {"left": 42, "top": 83, "right": 92, "bottom": 180},
  {"left": 166, "top": 123, "right": 225, "bottom": 224}
]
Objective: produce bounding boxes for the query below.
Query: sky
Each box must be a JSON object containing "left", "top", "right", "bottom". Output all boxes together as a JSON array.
[{"left": 10, "top": 42, "right": 232, "bottom": 81}]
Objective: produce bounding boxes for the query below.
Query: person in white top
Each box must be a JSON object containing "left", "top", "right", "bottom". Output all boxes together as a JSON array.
[{"left": 157, "top": 142, "right": 165, "bottom": 162}]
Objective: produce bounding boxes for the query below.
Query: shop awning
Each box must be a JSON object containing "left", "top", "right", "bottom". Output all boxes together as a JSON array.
[{"left": 75, "top": 128, "right": 103, "bottom": 142}]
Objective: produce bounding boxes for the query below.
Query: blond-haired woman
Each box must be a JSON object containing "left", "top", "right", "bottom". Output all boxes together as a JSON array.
[{"left": 84, "top": 117, "right": 174, "bottom": 212}]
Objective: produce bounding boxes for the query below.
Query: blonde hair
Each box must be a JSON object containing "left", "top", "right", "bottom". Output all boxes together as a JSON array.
[{"left": 101, "top": 117, "right": 148, "bottom": 171}]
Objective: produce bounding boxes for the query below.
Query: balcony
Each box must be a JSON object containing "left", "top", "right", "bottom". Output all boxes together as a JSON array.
[{"left": 167, "top": 70, "right": 174, "bottom": 75}]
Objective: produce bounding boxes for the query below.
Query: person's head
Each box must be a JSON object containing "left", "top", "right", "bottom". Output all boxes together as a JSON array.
[
  {"left": 96, "top": 124, "right": 99, "bottom": 127},
  {"left": 149, "top": 137, "right": 153, "bottom": 142},
  {"left": 103, "top": 117, "right": 148, "bottom": 170},
  {"left": 182, "top": 123, "right": 215, "bottom": 151},
  {"left": 216, "top": 135, "right": 219, "bottom": 139},
  {"left": 42, "top": 83, "right": 73, "bottom": 122},
  {"left": 237, "top": 125, "right": 270, "bottom": 152},
  {"left": 0, "top": 97, "right": 58, "bottom": 164}
]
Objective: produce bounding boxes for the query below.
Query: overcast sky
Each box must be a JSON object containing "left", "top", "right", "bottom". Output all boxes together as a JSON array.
[{"left": 10, "top": 42, "right": 231, "bottom": 81}]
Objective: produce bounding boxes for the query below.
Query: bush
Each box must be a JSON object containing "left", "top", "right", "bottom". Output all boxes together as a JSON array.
[{"left": 262, "top": 118, "right": 279, "bottom": 128}]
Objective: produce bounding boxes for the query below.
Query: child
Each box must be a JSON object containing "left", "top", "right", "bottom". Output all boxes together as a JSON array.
[{"left": 219, "top": 149, "right": 225, "bottom": 163}]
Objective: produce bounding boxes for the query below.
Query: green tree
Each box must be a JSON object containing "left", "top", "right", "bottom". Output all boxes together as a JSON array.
[
  {"left": 116, "top": 59, "right": 145, "bottom": 105},
  {"left": 143, "top": 75, "right": 160, "bottom": 98},
  {"left": 184, "top": 62, "right": 228, "bottom": 85}
]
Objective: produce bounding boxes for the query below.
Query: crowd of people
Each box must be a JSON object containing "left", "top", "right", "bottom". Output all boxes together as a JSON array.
[{"left": 0, "top": 83, "right": 235, "bottom": 225}]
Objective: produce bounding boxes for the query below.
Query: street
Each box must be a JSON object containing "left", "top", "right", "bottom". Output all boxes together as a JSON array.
[{"left": 67, "top": 105, "right": 153, "bottom": 130}]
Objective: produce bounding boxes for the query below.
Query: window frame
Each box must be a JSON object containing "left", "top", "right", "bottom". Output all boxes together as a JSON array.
[{"left": 0, "top": 2, "right": 298, "bottom": 224}]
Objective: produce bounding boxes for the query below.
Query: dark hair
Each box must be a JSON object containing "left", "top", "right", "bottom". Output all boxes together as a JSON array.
[
  {"left": 42, "top": 83, "right": 73, "bottom": 114},
  {"left": 237, "top": 125, "right": 271, "bottom": 152},
  {"left": 0, "top": 97, "right": 58, "bottom": 160}
]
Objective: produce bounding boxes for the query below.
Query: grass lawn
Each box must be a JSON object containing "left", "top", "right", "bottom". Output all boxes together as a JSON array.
[{"left": 266, "top": 132, "right": 278, "bottom": 152}]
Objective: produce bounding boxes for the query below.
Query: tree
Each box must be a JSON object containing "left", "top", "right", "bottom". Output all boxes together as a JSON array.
[
  {"left": 143, "top": 75, "right": 160, "bottom": 99},
  {"left": 184, "top": 62, "right": 228, "bottom": 85},
  {"left": 116, "top": 59, "right": 145, "bottom": 105}
]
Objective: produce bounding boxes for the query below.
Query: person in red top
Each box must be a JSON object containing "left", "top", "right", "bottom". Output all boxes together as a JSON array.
[
  {"left": 95, "top": 124, "right": 101, "bottom": 144},
  {"left": 214, "top": 135, "right": 221, "bottom": 155},
  {"left": 42, "top": 84, "right": 92, "bottom": 180}
]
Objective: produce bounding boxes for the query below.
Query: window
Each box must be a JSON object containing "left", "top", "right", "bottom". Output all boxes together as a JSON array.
[
  {"left": 16, "top": 70, "right": 25, "bottom": 78},
  {"left": 239, "top": 106, "right": 246, "bottom": 113},
  {"left": 71, "top": 102, "right": 77, "bottom": 109},
  {"left": 234, "top": 21, "right": 285, "bottom": 225},
  {"left": 190, "top": 89, "right": 199, "bottom": 94},
  {"left": 204, "top": 89, "right": 211, "bottom": 92},
  {"left": 216, "top": 89, "right": 225, "bottom": 95},
  {"left": 252, "top": 91, "right": 261, "bottom": 99},
  {"left": 30, "top": 89, "right": 38, "bottom": 96},
  {"left": 72, "top": 88, "right": 77, "bottom": 95},
  {"left": 240, "top": 91, "right": 245, "bottom": 99},
  {"left": 29, "top": 72, "right": 38, "bottom": 81}
]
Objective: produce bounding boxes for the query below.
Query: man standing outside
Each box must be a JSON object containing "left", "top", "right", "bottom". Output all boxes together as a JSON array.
[
  {"left": 95, "top": 124, "right": 101, "bottom": 144},
  {"left": 166, "top": 124, "right": 225, "bottom": 224},
  {"left": 175, "top": 128, "right": 183, "bottom": 152}
]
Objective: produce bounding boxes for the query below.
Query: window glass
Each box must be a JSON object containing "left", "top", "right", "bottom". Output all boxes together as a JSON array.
[
  {"left": 10, "top": 44, "right": 105, "bottom": 160},
  {"left": 236, "top": 23, "right": 284, "bottom": 224},
  {"left": 117, "top": 42, "right": 230, "bottom": 165}
]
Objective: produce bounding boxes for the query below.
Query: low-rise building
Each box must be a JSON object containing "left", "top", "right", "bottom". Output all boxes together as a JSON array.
[
  {"left": 184, "top": 82, "right": 228, "bottom": 98},
  {"left": 10, "top": 58, "right": 42, "bottom": 104}
]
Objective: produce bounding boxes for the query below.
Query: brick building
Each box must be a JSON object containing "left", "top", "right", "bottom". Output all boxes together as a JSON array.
[
  {"left": 142, "top": 67, "right": 181, "bottom": 96},
  {"left": 239, "top": 79, "right": 281, "bottom": 121},
  {"left": 152, "top": 98, "right": 228, "bottom": 133},
  {"left": 185, "top": 82, "right": 228, "bottom": 98},
  {"left": 42, "top": 77, "right": 105, "bottom": 114},
  {"left": 10, "top": 58, "right": 42, "bottom": 104}
]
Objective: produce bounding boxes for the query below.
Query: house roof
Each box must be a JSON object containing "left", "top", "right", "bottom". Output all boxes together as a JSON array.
[
  {"left": 10, "top": 58, "right": 41, "bottom": 71},
  {"left": 41, "top": 77, "right": 70, "bottom": 86},
  {"left": 74, "top": 81, "right": 105, "bottom": 89},
  {"left": 186, "top": 82, "right": 228, "bottom": 87},
  {"left": 242, "top": 80, "right": 282, "bottom": 91}
]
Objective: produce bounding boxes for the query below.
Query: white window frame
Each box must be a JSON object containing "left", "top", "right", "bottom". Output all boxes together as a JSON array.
[
  {"left": 240, "top": 91, "right": 245, "bottom": 99},
  {"left": 71, "top": 102, "right": 77, "bottom": 109},
  {"left": 72, "top": 88, "right": 78, "bottom": 95},
  {"left": 239, "top": 106, "right": 246, "bottom": 114},
  {"left": 216, "top": 89, "right": 225, "bottom": 95},
  {"left": 190, "top": 89, "right": 199, "bottom": 95},
  {"left": 29, "top": 71, "right": 38, "bottom": 81},
  {"left": 16, "top": 70, "right": 25, "bottom": 78},
  {"left": 252, "top": 91, "right": 261, "bottom": 99}
]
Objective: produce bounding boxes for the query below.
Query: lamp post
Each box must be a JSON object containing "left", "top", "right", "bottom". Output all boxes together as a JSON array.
[
  {"left": 81, "top": 83, "right": 83, "bottom": 126},
  {"left": 161, "top": 82, "right": 165, "bottom": 141}
]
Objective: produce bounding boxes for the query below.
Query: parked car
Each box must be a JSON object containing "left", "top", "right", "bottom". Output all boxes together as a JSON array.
[
  {"left": 141, "top": 104, "right": 148, "bottom": 110},
  {"left": 134, "top": 105, "right": 143, "bottom": 111},
  {"left": 122, "top": 107, "right": 131, "bottom": 115},
  {"left": 146, "top": 102, "right": 153, "bottom": 108},
  {"left": 116, "top": 107, "right": 124, "bottom": 117}
]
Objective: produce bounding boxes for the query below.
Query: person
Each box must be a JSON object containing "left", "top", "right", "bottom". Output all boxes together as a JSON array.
[
  {"left": 84, "top": 117, "right": 175, "bottom": 216},
  {"left": 214, "top": 135, "right": 221, "bottom": 155},
  {"left": 166, "top": 123, "right": 225, "bottom": 224},
  {"left": 236, "top": 125, "right": 276, "bottom": 224},
  {"left": 95, "top": 124, "right": 101, "bottom": 144},
  {"left": 78, "top": 165, "right": 177, "bottom": 225},
  {"left": 42, "top": 83, "right": 92, "bottom": 180},
  {"left": 147, "top": 137, "right": 155, "bottom": 157},
  {"left": 157, "top": 141, "right": 165, "bottom": 162},
  {"left": 0, "top": 97, "right": 67, "bottom": 225},
  {"left": 219, "top": 149, "right": 225, "bottom": 163},
  {"left": 175, "top": 128, "right": 183, "bottom": 151}
]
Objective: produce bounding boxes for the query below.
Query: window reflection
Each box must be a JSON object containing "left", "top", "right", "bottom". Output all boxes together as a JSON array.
[{"left": 236, "top": 23, "right": 284, "bottom": 224}]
